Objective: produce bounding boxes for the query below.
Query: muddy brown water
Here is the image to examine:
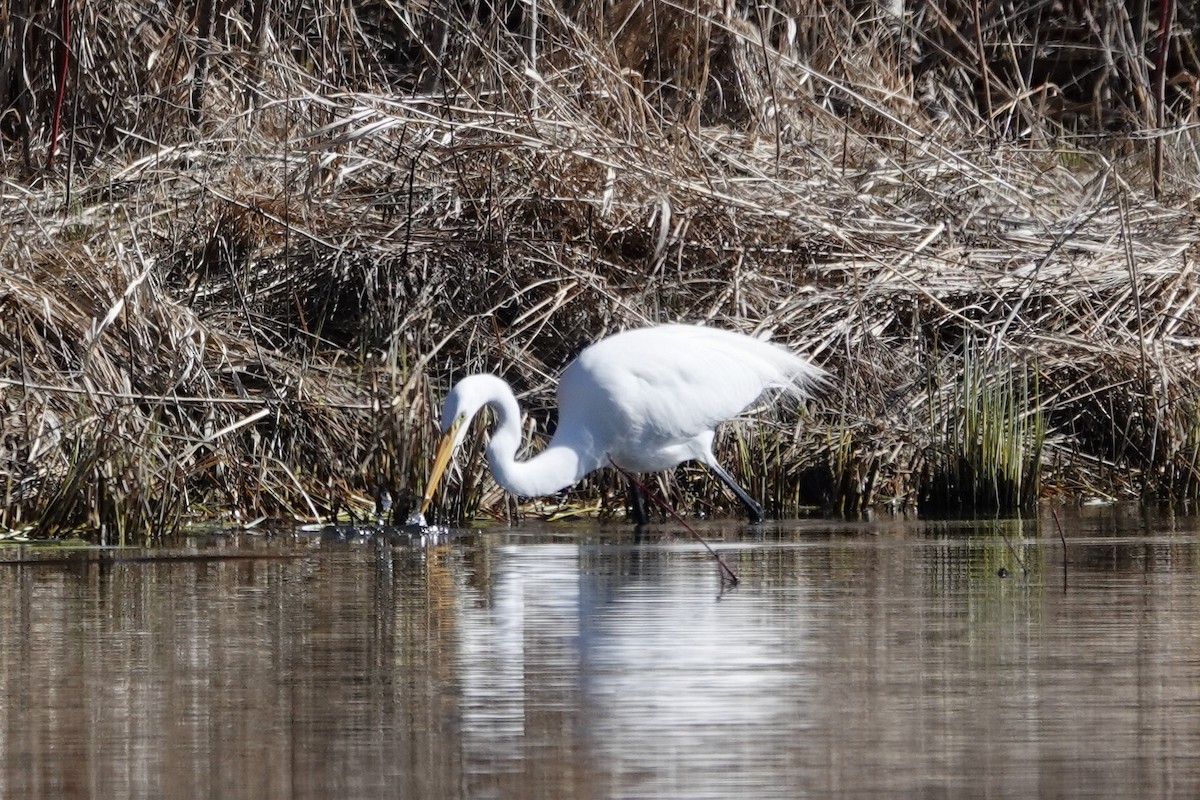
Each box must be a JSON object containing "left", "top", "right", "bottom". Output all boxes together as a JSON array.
[{"left": 0, "top": 506, "right": 1197, "bottom": 798}]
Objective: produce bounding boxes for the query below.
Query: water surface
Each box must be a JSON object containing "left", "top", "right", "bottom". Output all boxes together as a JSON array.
[{"left": 0, "top": 507, "right": 1198, "bottom": 798}]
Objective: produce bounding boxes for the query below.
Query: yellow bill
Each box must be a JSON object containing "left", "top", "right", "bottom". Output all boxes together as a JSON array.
[{"left": 419, "top": 419, "right": 461, "bottom": 516}]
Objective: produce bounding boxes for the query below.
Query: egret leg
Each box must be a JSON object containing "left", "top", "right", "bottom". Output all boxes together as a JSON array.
[
  {"left": 627, "top": 480, "right": 650, "bottom": 526},
  {"left": 706, "top": 462, "right": 764, "bottom": 523}
]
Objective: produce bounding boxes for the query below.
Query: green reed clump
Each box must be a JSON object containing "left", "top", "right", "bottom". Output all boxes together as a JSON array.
[
  {"left": 925, "top": 341, "right": 1044, "bottom": 512},
  {"left": 824, "top": 416, "right": 891, "bottom": 514}
]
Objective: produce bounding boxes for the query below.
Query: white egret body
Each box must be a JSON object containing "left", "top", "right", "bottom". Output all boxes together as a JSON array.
[{"left": 420, "top": 324, "right": 826, "bottom": 522}]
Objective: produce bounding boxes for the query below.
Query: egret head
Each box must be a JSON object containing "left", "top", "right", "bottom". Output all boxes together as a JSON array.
[{"left": 420, "top": 375, "right": 508, "bottom": 515}]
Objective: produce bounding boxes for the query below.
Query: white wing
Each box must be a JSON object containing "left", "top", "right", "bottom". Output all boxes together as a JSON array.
[{"left": 554, "top": 325, "right": 825, "bottom": 471}]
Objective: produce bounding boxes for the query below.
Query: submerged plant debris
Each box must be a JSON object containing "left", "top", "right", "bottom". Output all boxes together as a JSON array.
[{"left": 2, "top": 0, "right": 1199, "bottom": 536}]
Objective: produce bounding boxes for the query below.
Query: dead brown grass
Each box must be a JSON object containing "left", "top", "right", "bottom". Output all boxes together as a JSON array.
[{"left": 2, "top": 0, "right": 1200, "bottom": 533}]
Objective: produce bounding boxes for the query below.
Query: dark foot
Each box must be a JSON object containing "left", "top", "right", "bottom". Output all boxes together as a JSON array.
[
  {"left": 707, "top": 461, "right": 764, "bottom": 523},
  {"left": 627, "top": 481, "right": 650, "bottom": 526}
]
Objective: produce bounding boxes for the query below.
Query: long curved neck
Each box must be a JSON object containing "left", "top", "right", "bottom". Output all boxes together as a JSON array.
[{"left": 483, "top": 387, "right": 589, "bottom": 498}]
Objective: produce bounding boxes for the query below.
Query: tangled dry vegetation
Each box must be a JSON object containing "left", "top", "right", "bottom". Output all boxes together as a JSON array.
[{"left": 2, "top": 0, "right": 1200, "bottom": 537}]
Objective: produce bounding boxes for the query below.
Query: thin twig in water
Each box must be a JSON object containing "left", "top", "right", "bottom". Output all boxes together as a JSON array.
[
  {"left": 609, "top": 457, "right": 739, "bottom": 586},
  {"left": 996, "top": 524, "right": 1028, "bottom": 577},
  {"left": 1051, "top": 509, "right": 1069, "bottom": 593}
]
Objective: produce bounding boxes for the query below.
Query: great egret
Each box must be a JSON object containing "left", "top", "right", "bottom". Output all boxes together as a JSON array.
[{"left": 419, "top": 324, "right": 826, "bottom": 524}]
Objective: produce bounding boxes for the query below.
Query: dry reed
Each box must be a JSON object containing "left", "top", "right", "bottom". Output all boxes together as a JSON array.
[{"left": 2, "top": 0, "right": 1199, "bottom": 534}]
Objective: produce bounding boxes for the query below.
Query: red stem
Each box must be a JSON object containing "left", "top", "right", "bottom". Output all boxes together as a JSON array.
[
  {"left": 47, "top": 0, "right": 70, "bottom": 169},
  {"left": 608, "top": 457, "right": 739, "bottom": 585},
  {"left": 1151, "top": 0, "right": 1173, "bottom": 197}
]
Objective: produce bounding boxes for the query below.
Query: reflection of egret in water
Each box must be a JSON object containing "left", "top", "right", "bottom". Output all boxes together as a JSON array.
[
  {"left": 574, "top": 542, "right": 816, "bottom": 798},
  {"left": 453, "top": 536, "right": 816, "bottom": 798},
  {"left": 455, "top": 544, "right": 583, "bottom": 770}
]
